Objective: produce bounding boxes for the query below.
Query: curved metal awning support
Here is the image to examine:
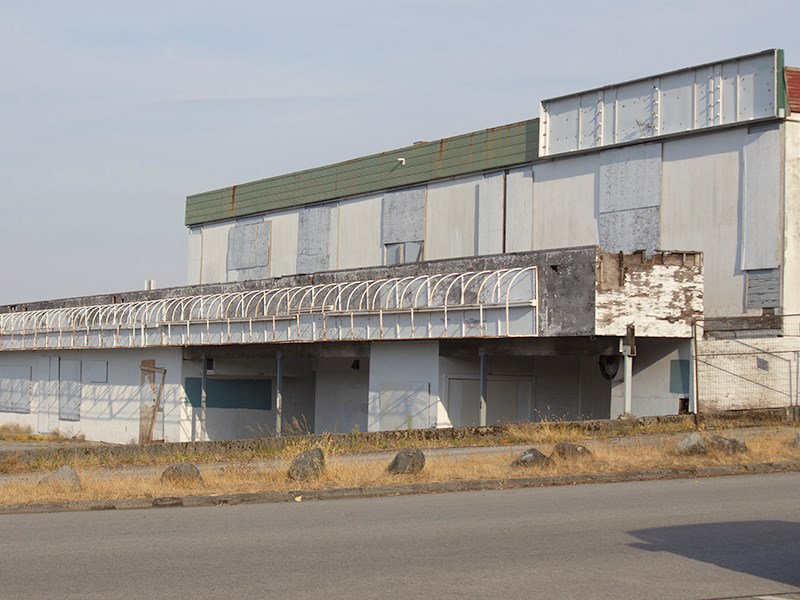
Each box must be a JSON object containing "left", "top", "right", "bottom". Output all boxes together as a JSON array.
[{"left": 0, "top": 267, "right": 538, "bottom": 350}]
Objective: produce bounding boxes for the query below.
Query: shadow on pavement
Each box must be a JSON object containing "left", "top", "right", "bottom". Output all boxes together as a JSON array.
[{"left": 629, "top": 521, "right": 800, "bottom": 588}]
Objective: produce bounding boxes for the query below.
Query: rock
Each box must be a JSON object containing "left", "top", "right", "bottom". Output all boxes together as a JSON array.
[
  {"left": 288, "top": 447, "right": 326, "bottom": 481},
  {"left": 706, "top": 435, "right": 747, "bottom": 454},
  {"left": 675, "top": 432, "right": 708, "bottom": 455},
  {"left": 160, "top": 463, "right": 203, "bottom": 484},
  {"left": 512, "top": 447, "right": 554, "bottom": 468},
  {"left": 38, "top": 465, "right": 81, "bottom": 491},
  {"left": 551, "top": 443, "right": 593, "bottom": 460},
  {"left": 793, "top": 431, "right": 800, "bottom": 449},
  {"left": 388, "top": 448, "right": 426, "bottom": 474}
]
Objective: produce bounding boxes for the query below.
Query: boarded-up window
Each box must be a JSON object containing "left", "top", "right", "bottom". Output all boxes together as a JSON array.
[
  {"left": 227, "top": 220, "right": 270, "bottom": 280},
  {"left": 59, "top": 359, "right": 81, "bottom": 421},
  {"left": 378, "top": 383, "right": 430, "bottom": 430},
  {"left": 0, "top": 366, "right": 32, "bottom": 414},
  {"left": 296, "top": 205, "right": 332, "bottom": 274},
  {"left": 184, "top": 378, "right": 272, "bottom": 410},
  {"left": 598, "top": 144, "right": 661, "bottom": 254},
  {"left": 746, "top": 268, "right": 780, "bottom": 309}
]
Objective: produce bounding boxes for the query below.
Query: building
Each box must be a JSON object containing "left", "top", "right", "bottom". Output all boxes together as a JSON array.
[{"left": 0, "top": 49, "right": 796, "bottom": 443}]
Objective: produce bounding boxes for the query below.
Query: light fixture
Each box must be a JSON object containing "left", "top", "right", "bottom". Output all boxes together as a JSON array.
[
  {"left": 351, "top": 359, "right": 360, "bottom": 371},
  {"left": 397, "top": 157, "right": 406, "bottom": 166}
]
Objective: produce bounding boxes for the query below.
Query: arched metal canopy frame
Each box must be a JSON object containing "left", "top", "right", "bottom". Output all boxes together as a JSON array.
[{"left": 0, "top": 267, "right": 538, "bottom": 350}]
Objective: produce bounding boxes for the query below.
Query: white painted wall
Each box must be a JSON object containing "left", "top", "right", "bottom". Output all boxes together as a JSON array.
[
  {"left": 337, "top": 195, "right": 383, "bottom": 270},
  {"left": 314, "top": 357, "right": 369, "bottom": 433},
  {"left": 0, "top": 348, "right": 185, "bottom": 444},
  {"left": 368, "top": 341, "right": 439, "bottom": 431}
]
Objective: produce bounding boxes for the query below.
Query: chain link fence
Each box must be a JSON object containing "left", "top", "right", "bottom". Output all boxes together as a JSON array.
[{"left": 694, "top": 314, "right": 800, "bottom": 417}]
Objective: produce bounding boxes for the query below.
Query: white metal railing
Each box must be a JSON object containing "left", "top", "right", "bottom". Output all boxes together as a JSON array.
[{"left": 0, "top": 267, "right": 538, "bottom": 350}]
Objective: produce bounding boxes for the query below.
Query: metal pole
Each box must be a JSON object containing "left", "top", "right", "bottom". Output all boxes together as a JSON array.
[
  {"left": 275, "top": 351, "right": 283, "bottom": 437},
  {"left": 200, "top": 352, "right": 207, "bottom": 442},
  {"left": 623, "top": 352, "right": 633, "bottom": 416},
  {"left": 479, "top": 347, "right": 487, "bottom": 427}
]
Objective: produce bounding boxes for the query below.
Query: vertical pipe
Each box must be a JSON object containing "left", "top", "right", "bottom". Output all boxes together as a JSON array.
[
  {"left": 200, "top": 352, "right": 207, "bottom": 442},
  {"left": 623, "top": 352, "right": 633, "bottom": 416},
  {"left": 276, "top": 351, "right": 283, "bottom": 437},
  {"left": 479, "top": 347, "right": 487, "bottom": 427}
]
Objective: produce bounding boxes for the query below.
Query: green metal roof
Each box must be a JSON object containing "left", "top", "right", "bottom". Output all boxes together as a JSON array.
[{"left": 185, "top": 119, "right": 539, "bottom": 226}]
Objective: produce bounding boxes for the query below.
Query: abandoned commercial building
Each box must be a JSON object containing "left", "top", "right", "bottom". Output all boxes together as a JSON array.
[{"left": 1, "top": 49, "right": 798, "bottom": 443}]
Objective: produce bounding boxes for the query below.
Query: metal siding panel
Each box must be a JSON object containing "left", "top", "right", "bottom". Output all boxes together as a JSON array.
[
  {"left": 659, "top": 70, "right": 695, "bottom": 134},
  {"left": 505, "top": 166, "right": 533, "bottom": 253},
  {"left": 186, "top": 228, "right": 202, "bottom": 285},
  {"left": 477, "top": 173, "right": 505, "bottom": 255},
  {"left": 742, "top": 125, "right": 781, "bottom": 270},
  {"left": 425, "top": 176, "right": 480, "bottom": 260},
  {"left": 186, "top": 120, "right": 539, "bottom": 226},
  {"left": 615, "top": 80, "right": 657, "bottom": 143},
  {"left": 532, "top": 154, "right": 599, "bottom": 251},
  {"left": 269, "top": 211, "right": 299, "bottom": 277},
  {"left": 200, "top": 222, "right": 233, "bottom": 284},
  {"left": 579, "top": 93, "right": 602, "bottom": 150}
]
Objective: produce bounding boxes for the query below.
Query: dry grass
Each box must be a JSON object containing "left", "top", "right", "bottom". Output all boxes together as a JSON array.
[{"left": 2, "top": 429, "right": 797, "bottom": 507}]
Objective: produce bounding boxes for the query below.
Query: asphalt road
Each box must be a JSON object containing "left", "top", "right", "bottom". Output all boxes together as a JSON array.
[{"left": 1, "top": 473, "right": 799, "bottom": 600}]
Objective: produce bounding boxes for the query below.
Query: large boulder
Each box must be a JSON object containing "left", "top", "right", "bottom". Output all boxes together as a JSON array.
[
  {"left": 160, "top": 463, "right": 203, "bottom": 484},
  {"left": 675, "top": 432, "right": 708, "bottom": 456},
  {"left": 388, "top": 448, "right": 426, "bottom": 474},
  {"left": 706, "top": 435, "right": 747, "bottom": 454},
  {"left": 38, "top": 465, "right": 81, "bottom": 491},
  {"left": 512, "top": 447, "right": 553, "bottom": 468},
  {"left": 288, "top": 447, "right": 326, "bottom": 481},
  {"left": 551, "top": 443, "right": 593, "bottom": 460}
]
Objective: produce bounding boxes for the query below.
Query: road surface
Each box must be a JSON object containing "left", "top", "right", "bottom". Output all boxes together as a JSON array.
[{"left": 1, "top": 473, "right": 799, "bottom": 599}]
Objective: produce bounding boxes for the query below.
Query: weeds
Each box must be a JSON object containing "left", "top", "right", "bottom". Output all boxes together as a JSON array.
[{"left": 1, "top": 429, "right": 797, "bottom": 507}]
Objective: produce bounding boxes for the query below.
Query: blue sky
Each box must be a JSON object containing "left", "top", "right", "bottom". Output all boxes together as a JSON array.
[{"left": 1, "top": 0, "right": 799, "bottom": 304}]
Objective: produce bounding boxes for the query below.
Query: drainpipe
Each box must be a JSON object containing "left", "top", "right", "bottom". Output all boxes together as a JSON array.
[
  {"left": 479, "top": 347, "right": 487, "bottom": 427},
  {"left": 276, "top": 351, "right": 283, "bottom": 437},
  {"left": 200, "top": 352, "right": 208, "bottom": 442}
]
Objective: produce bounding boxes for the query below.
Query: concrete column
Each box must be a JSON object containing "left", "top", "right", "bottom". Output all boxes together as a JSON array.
[
  {"left": 275, "top": 351, "right": 283, "bottom": 437},
  {"left": 200, "top": 352, "right": 208, "bottom": 442},
  {"left": 479, "top": 347, "right": 487, "bottom": 427}
]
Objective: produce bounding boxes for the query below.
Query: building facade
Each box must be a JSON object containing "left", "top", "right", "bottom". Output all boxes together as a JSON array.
[{"left": 0, "top": 49, "right": 796, "bottom": 442}]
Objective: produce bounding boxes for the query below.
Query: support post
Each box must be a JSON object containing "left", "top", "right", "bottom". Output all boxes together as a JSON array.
[
  {"left": 275, "top": 351, "right": 283, "bottom": 437},
  {"left": 479, "top": 347, "right": 487, "bottom": 427},
  {"left": 623, "top": 352, "right": 633, "bottom": 416},
  {"left": 621, "top": 324, "right": 636, "bottom": 416},
  {"left": 200, "top": 352, "right": 208, "bottom": 442}
]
